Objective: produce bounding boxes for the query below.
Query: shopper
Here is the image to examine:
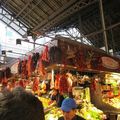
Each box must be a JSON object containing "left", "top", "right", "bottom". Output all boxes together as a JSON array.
[
  {"left": 58, "top": 98, "right": 85, "bottom": 120},
  {"left": 0, "top": 87, "right": 45, "bottom": 120}
]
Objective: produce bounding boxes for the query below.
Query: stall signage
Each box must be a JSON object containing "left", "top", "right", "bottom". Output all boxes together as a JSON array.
[{"left": 101, "top": 57, "right": 119, "bottom": 69}]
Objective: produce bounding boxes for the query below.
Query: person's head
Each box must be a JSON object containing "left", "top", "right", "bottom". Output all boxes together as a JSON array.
[
  {"left": 61, "top": 98, "right": 77, "bottom": 120},
  {"left": 0, "top": 87, "right": 45, "bottom": 120}
]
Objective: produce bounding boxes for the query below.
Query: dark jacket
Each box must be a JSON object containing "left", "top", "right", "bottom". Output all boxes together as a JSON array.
[
  {"left": 51, "top": 93, "right": 64, "bottom": 107},
  {"left": 58, "top": 115, "right": 85, "bottom": 120}
]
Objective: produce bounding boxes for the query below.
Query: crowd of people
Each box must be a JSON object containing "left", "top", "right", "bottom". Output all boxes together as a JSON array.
[{"left": 0, "top": 86, "right": 85, "bottom": 120}]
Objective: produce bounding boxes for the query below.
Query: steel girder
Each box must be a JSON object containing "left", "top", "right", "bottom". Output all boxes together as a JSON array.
[
  {"left": 34, "top": 0, "right": 97, "bottom": 34},
  {"left": 0, "top": 6, "right": 28, "bottom": 36}
]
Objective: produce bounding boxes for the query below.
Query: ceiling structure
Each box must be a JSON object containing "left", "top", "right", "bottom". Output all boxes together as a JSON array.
[{"left": 0, "top": 0, "right": 120, "bottom": 57}]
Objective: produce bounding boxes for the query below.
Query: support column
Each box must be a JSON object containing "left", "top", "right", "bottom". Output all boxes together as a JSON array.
[
  {"left": 32, "top": 35, "right": 37, "bottom": 50},
  {"left": 33, "top": 39, "right": 36, "bottom": 50},
  {"left": 109, "top": 18, "right": 115, "bottom": 54},
  {"left": 99, "top": 0, "right": 109, "bottom": 53},
  {"left": 78, "top": 14, "right": 83, "bottom": 43}
]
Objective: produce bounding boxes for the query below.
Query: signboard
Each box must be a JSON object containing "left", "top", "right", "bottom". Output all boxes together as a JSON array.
[
  {"left": 55, "top": 37, "right": 120, "bottom": 73},
  {"left": 101, "top": 57, "right": 119, "bottom": 69}
]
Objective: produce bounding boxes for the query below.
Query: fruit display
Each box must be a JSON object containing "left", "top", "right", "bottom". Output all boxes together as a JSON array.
[
  {"left": 45, "top": 107, "right": 62, "bottom": 120},
  {"left": 38, "top": 97, "right": 51, "bottom": 109},
  {"left": 103, "top": 96, "right": 120, "bottom": 109},
  {"left": 79, "top": 102, "right": 106, "bottom": 120},
  {"left": 45, "top": 102, "right": 106, "bottom": 120},
  {"left": 44, "top": 86, "right": 106, "bottom": 120},
  {"left": 101, "top": 73, "right": 120, "bottom": 109}
]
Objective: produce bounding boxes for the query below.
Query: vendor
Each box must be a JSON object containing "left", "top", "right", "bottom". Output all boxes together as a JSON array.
[{"left": 50, "top": 88, "right": 64, "bottom": 107}]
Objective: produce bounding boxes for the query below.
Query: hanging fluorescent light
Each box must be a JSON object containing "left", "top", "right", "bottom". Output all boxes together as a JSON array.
[
  {"left": 1, "top": 50, "right": 6, "bottom": 56},
  {"left": 2, "top": 50, "right": 27, "bottom": 56},
  {"left": 16, "top": 38, "right": 46, "bottom": 47},
  {"left": 16, "top": 39, "right": 21, "bottom": 44}
]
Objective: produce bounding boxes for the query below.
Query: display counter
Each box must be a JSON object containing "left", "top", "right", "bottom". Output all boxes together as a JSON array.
[
  {"left": 44, "top": 102, "right": 106, "bottom": 120},
  {"left": 38, "top": 87, "right": 106, "bottom": 120},
  {"left": 38, "top": 97, "right": 51, "bottom": 109},
  {"left": 79, "top": 102, "right": 106, "bottom": 120},
  {"left": 101, "top": 73, "right": 120, "bottom": 109},
  {"left": 90, "top": 73, "right": 120, "bottom": 120}
]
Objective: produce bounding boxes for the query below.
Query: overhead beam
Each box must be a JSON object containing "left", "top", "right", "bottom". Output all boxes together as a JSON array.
[
  {"left": 14, "top": 0, "right": 44, "bottom": 28},
  {"left": 84, "top": 21, "right": 120, "bottom": 38},
  {"left": 0, "top": 7, "right": 27, "bottom": 36},
  {"left": 7, "top": 0, "right": 33, "bottom": 26},
  {"left": 33, "top": 0, "right": 78, "bottom": 31},
  {"left": 33, "top": 0, "right": 97, "bottom": 34},
  {"left": 43, "top": 0, "right": 55, "bottom": 12},
  {"left": 0, "top": 0, "right": 9, "bottom": 6},
  {"left": 16, "top": 39, "right": 46, "bottom": 47},
  {"left": 0, "top": 7, "right": 27, "bottom": 28},
  {"left": 21, "top": 0, "right": 43, "bottom": 21},
  {"left": 0, "top": 19, "right": 23, "bottom": 36},
  {"left": 7, "top": 51, "right": 27, "bottom": 56}
]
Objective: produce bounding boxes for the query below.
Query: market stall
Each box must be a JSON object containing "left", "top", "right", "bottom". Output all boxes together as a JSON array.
[
  {"left": 44, "top": 36, "right": 120, "bottom": 119},
  {"left": 1, "top": 36, "right": 120, "bottom": 119}
]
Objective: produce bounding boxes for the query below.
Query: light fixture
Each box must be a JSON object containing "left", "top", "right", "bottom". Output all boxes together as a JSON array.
[
  {"left": 7, "top": 50, "right": 27, "bottom": 56},
  {"left": 2, "top": 50, "right": 6, "bottom": 55},
  {"left": 16, "top": 39, "right": 21, "bottom": 44},
  {"left": 7, "top": 50, "right": 12, "bottom": 53},
  {"left": 16, "top": 38, "right": 46, "bottom": 47},
  {"left": 2, "top": 50, "right": 27, "bottom": 56}
]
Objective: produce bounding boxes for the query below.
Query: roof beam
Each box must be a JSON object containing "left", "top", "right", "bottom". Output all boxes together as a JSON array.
[
  {"left": 14, "top": 0, "right": 44, "bottom": 28},
  {"left": 1, "top": 3, "right": 29, "bottom": 27},
  {"left": 0, "top": 0, "right": 9, "bottom": 6},
  {"left": 21, "top": 0, "right": 43, "bottom": 21},
  {"left": 7, "top": 0, "right": 33, "bottom": 26},
  {"left": 84, "top": 21, "right": 120, "bottom": 38},
  {"left": 0, "top": 19, "right": 23, "bottom": 36},
  {"left": 0, "top": 7, "right": 27, "bottom": 36},
  {"left": 33, "top": 0, "right": 97, "bottom": 34},
  {"left": 43, "top": 0, "right": 55, "bottom": 12},
  {"left": 33, "top": 0, "right": 78, "bottom": 31}
]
